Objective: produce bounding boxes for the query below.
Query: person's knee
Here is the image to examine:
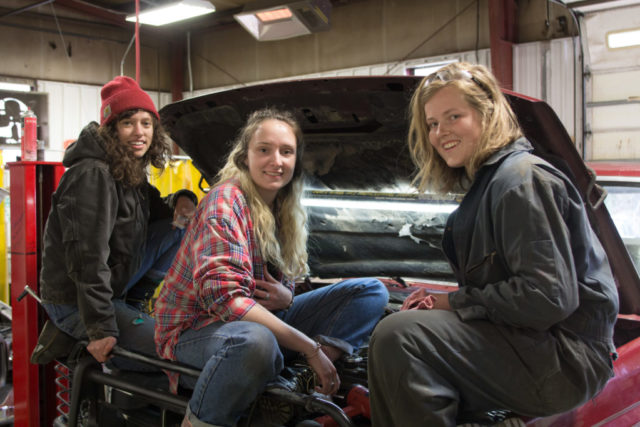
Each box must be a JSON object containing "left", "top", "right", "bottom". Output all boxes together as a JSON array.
[
  {"left": 361, "top": 277, "right": 386, "bottom": 291},
  {"left": 347, "top": 278, "right": 389, "bottom": 307},
  {"left": 237, "top": 324, "right": 277, "bottom": 356},
  {"left": 370, "top": 312, "right": 407, "bottom": 353},
  {"left": 371, "top": 311, "right": 441, "bottom": 356},
  {"left": 369, "top": 278, "right": 390, "bottom": 306},
  {"left": 231, "top": 323, "right": 281, "bottom": 370}
]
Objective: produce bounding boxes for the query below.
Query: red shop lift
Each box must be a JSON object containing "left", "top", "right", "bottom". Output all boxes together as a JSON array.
[{"left": 10, "top": 161, "right": 65, "bottom": 426}]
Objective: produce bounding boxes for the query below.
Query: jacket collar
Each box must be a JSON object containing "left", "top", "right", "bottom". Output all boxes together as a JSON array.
[
  {"left": 62, "top": 122, "right": 107, "bottom": 167},
  {"left": 481, "top": 137, "right": 534, "bottom": 169}
]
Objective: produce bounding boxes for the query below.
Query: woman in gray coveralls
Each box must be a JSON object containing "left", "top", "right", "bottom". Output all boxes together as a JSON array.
[{"left": 368, "top": 62, "right": 619, "bottom": 426}]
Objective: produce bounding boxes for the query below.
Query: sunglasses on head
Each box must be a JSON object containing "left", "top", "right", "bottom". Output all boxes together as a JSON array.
[{"left": 424, "top": 69, "right": 493, "bottom": 100}]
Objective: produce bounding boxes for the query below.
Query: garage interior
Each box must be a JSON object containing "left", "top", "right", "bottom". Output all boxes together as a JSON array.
[{"left": 1, "top": 1, "right": 640, "bottom": 426}]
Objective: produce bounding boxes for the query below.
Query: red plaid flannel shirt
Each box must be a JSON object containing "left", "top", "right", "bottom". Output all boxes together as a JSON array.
[{"left": 154, "top": 180, "right": 294, "bottom": 392}]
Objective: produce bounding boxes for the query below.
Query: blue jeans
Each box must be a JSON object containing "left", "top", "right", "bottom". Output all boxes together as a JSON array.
[
  {"left": 125, "top": 218, "right": 186, "bottom": 292},
  {"left": 175, "top": 277, "right": 388, "bottom": 427},
  {"left": 43, "top": 218, "right": 185, "bottom": 370},
  {"left": 42, "top": 299, "right": 157, "bottom": 371}
]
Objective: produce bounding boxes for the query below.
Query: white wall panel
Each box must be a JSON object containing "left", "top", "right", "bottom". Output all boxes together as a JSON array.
[
  {"left": 549, "top": 38, "right": 579, "bottom": 143},
  {"left": 79, "top": 86, "right": 101, "bottom": 132},
  {"left": 513, "top": 42, "right": 544, "bottom": 100},
  {"left": 586, "top": 92, "right": 640, "bottom": 161},
  {"left": 592, "top": 103, "right": 640, "bottom": 131},
  {"left": 38, "top": 82, "right": 66, "bottom": 160},
  {"left": 592, "top": 131, "right": 640, "bottom": 159},
  {"left": 514, "top": 38, "right": 578, "bottom": 143},
  {"left": 592, "top": 70, "right": 640, "bottom": 102},
  {"left": 589, "top": 101, "right": 640, "bottom": 159},
  {"left": 38, "top": 80, "right": 100, "bottom": 161},
  {"left": 157, "top": 92, "right": 173, "bottom": 110}
]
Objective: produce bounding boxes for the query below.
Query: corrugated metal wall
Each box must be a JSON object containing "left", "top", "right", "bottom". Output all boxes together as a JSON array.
[{"left": 513, "top": 37, "right": 581, "bottom": 151}]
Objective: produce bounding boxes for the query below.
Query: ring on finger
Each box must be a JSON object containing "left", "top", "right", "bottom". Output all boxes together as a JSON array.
[{"left": 265, "top": 293, "right": 270, "bottom": 301}]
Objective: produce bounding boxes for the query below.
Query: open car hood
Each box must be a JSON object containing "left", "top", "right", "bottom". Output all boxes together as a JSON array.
[{"left": 160, "top": 76, "right": 640, "bottom": 315}]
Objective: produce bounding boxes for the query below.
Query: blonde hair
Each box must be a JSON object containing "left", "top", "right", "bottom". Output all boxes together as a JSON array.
[
  {"left": 215, "top": 108, "right": 309, "bottom": 279},
  {"left": 408, "top": 62, "right": 522, "bottom": 194}
]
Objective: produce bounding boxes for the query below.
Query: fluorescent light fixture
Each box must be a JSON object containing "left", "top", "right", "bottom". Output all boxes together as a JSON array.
[
  {"left": 409, "top": 60, "right": 458, "bottom": 77},
  {"left": 126, "top": 0, "right": 215, "bottom": 26},
  {"left": 607, "top": 28, "right": 640, "bottom": 49},
  {"left": 256, "top": 7, "right": 292, "bottom": 22},
  {"left": 302, "top": 198, "right": 458, "bottom": 214},
  {"left": 0, "top": 82, "right": 31, "bottom": 92},
  {"left": 234, "top": 0, "right": 331, "bottom": 41}
]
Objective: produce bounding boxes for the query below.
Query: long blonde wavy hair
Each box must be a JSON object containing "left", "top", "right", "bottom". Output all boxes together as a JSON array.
[
  {"left": 215, "top": 108, "right": 309, "bottom": 280},
  {"left": 408, "top": 62, "right": 522, "bottom": 194}
]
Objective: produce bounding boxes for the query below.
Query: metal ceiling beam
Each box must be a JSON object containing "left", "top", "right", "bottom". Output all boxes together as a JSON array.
[
  {"left": 0, "top": 0, "right": 54, "bottom": 19},
  {"left": 54, "top": 0, "right": 127, "bottom": 27},
  {"left": 489, "top": 0, "right": 517, "bottom": 90}
]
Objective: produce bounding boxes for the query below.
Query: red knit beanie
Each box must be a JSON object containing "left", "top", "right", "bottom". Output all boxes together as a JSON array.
[{"left": 100, "top": 76, "right": 160, "bottom": 126}]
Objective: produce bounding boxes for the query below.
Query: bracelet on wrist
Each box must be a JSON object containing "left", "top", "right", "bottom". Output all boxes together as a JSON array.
[
  {"left": 303, "top": 341, "right": 322, "bottom": 360},
  {"left": 286, "top": 293, "right": 294, "bottom": 310}
]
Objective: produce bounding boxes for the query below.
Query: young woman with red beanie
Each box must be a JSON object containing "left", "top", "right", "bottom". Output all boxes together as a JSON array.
[{"left": 38, "top": 76, "right": 198, "bottom": 369}]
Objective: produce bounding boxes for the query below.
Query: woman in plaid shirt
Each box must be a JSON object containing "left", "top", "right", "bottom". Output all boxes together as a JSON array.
[{"left": 155, "top": 107, "right": 389, "bottom": 427}]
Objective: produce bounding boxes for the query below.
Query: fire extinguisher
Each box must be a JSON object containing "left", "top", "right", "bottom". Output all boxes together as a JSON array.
[{"left": 21, "top": 108, "right": 37, "bottom": 161}]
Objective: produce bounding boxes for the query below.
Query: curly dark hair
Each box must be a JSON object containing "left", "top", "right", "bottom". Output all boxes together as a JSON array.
[{"left": 98, "top": 109, "right": 173, "bottom": 187}]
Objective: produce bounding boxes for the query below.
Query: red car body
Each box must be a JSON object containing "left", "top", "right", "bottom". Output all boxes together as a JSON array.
[
  {"left": 542, "top": 160, "right": 640, "bottom": 426},
  {"left": 589, "top": 161, "right": 640, "bottom": 179}
]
